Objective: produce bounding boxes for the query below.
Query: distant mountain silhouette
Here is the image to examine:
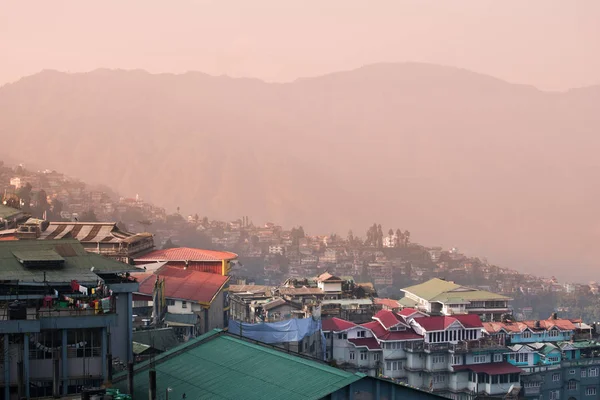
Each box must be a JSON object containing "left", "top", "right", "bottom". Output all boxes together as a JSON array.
[{"left": 1, "top": 63, "right": 599, "bottom": 281}]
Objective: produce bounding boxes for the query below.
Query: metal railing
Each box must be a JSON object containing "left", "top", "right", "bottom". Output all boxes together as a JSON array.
[{"left": 0, "top": 305, "right": 115, "bottom": 321}]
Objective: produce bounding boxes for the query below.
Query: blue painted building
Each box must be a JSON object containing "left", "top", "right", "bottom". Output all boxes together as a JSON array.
[
  {"left": 484, "top": 316, "right": 600, "bottom": 399},
  {"left": 0, "top": 239, "right": 138, "bottom": 399}
]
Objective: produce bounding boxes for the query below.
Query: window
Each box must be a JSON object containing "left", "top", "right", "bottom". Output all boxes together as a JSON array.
[
  {"left": 494, "top": 353, "right": 503, "bottom": 362},
  {"left": 548, "top": 356, "right": 560, "bottom": 363},
  {"left": 569, "top": 369, "right": 576, "bottom": 375},
  {"left": 589, "top": 368, "right": 599, "bottom": 377},
  {"left": 516, "top": 353, "right": 529, "bottom": 363},
  {"left": 552, "top": 373, "right": 561, "bottom": 382},
  {"left": 374, "top": 353, "right": 380, "bottom": 361},
  {"left": 349, "top": 351, "right": 355, "bottom": 360},
  {"left": 452, "top": 355, "right": 462, "bottom": 365},
  {"left": 549, "top": 390, "right": 560, "bottom": 400},
  {"left": 568, "top": 380, "right": 577, "bottom": 390},
  {"left": 357, "top": 331, "right": 366, "bottom": 338},
  {"left": 360, "top": 351, "right": 367, "bottom": 361},
  {"left": 433, "top": 375, "right": 446, "bottom": 384},
  {"left": 473, "top": 355, "right": 486, "bottom": 364},
  {"left": 386, "top": 361, "right": 401, "bottom": 371},
  {"left": 338, "top": 333, "right": 347, "bottom": 339},
  {"left": 432, "top": 355, "right": 446, "bottom": 364},
  {"left": 582, "top": 369, "right": 587, "bottom": 378},
  {"left": 586, "top": 387, "right": 597, "bottom": 396},
  {"left": 166, "top": 299, "right": 175, "bottom": 306},
  {"left": 522, "top": 330, "right": 532, "bottom": 339},
  {"left": 181, "top": 301, "right": 187, "bottom": 309},
  {"left": 549, "top": 329, "right": 560, "bottom": 337}
]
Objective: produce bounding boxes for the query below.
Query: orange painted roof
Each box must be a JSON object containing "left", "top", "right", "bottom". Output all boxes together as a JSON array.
[{"left": 135, "top": 247, "right": 237, "bottom": 262}]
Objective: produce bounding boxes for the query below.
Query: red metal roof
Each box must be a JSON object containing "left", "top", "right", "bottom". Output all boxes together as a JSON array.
[
  {"left": 483, "top": 318, "right": 576, "bottom": 334},
  {"left": 322, "top": 317, "right": 356, "bottom": 332},
  {"left": 137, "top": 265, "right": 229, "bottom": 305},
  {"left": 414, "top": 316, "right": 459, "bottom": 331},
  {"left": 135, "top": 247, "right": 237, "bottom": 262},
  {"left": 453, "top": 314, "right": 484, "bottom": 328},
  {"left": 348, "top": 338, "right": 381, "bottom": 350},
  {"left": 454, "top": 362, "right": 523, "bottom": 375},
  {"left": 362, "top": 321, "right": 423, "bottom": 341},
  {"left": 398, "top": 307, "right": 422, "bottom": 317},
  {"left": 373, "top": 309, "right": 403, "bottom": 329},
  {"left": 414, "top": 315, "right": 482, "bottom": 331}
]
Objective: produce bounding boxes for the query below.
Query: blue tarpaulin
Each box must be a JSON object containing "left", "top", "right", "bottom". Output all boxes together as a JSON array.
[{"left": 228, "top": 317, "right": 327, "bottom": 359}]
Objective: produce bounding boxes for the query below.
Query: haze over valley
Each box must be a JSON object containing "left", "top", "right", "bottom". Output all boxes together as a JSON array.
[{"left": 1, "top": 63, "right": 599, "bottom": 281}]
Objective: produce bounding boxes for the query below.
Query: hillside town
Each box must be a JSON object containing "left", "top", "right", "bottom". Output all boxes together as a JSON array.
[{"left": 1, "top": 161, "right": 600, "bottom": 400}]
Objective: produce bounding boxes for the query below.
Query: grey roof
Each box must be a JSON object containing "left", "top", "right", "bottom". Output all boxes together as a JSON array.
[
  {"left": 132, "top": 328, "right": 180, "bottom": 352},
  {"left": 164, "top": 312, "right": 198, "bottom": 327},
  {"left": 0, "top": 239, "right": 138, "bottom": 284}
]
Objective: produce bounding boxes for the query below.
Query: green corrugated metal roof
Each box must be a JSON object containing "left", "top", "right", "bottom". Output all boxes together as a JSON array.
[
  {"left": 132, "top": 328, "right": 180, "bottom": 352},
  {"left": 0, "top": 204, "right": 23, "bottom": 220},
  {"left": 402, "top": 278, "right": 462, "bottom": 300},
  {"left": 116, "top": 329, "right": 362, "bottom": 400},
  {"left": 402, "top": 278, "right": 510, "bottom": 302},
  {"left": 12, "top": 249, "right": 65, "bottom": 262},
  {"left": 132, "top": 342, "right": 151, "bottom": 355},
  {"left": 0, "top": 239, "right": 138, "bottom": 284},
  {"left": 398, "top": 296, "right": 419, "bottom": 307}
]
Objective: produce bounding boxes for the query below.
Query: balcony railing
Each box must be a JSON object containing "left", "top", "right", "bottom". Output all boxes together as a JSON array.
[
  {"left": 0, "top": 304, "right": 116, "bottom": 321},
  {"left": 450, "top": 338, "right": 506, "bottom": 353},
  {"left": 403, "top": 341, "right": 425, "bottom": 352},
  {"left": 562, "top": 357, "right": 600, "bottom": 367}
]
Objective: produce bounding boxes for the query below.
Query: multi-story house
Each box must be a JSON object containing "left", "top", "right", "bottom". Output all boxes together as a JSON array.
[
  {"left": 484, "top": 316, "right": 600, "bottom": 400},
  {"left": 0, "top": 239, "right": 138, "bottom": 399},
  {"left": 324, "top": 308, "right": 521, "bottom": 400},
  {"left": 400, "top": 278, "right": 512, "bottom": 322},
  {"left": 133, "top": 265, "right": 230, "bottom": 338}
]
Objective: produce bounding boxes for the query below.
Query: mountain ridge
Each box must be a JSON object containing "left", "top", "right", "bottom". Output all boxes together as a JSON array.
[{"left": 1, "top": 63, "right": 599, "bottom": 281}]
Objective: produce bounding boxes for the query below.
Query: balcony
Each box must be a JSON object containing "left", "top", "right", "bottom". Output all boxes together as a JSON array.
[
  {"left": 403, "top": 341, "right": 425, "bottom": 352},
  {"left": 562, "top": 357, "right": 600, "bottom": 368},
  {"left": 0, "top": 303, "right": 117, "bottom": 333},
  {"left": 450, "top": 338, "right": 506, "bottom": 353},
  {"left": 424, "top": 342, "right": 450, "bottom": 353}
]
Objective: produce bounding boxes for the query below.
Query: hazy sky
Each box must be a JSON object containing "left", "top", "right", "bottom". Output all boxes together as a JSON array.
[{"left": 1, "top": 0, "right": 599, "bottom": 91}]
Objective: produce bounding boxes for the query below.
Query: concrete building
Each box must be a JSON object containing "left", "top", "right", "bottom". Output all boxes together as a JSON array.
[
  {"left": 400, "top": 278, "right": 511, "bottom": 322},
  {"left": 484, "top": 316, "right": 600, "bottom": 400},
  {"left": 114, "top": 328, "right": 445, "bottom": 400},
  {"left": 0, "top": 239, "right": 138, "bottom": 399},
  {"left": 133, "top": 265, "right": 230, "bottom": 338},
  {"left": 324, "top": 309, "right": 520, "bottom": 399}
]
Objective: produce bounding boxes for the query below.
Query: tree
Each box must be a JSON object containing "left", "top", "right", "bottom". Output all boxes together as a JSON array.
[
  {"left": 48, "top": 199, "right": 64, "bottom": 221},
  {"left": 376, "top": 224, "right": 384, "bottom": 248},
  {"left": 163, "top": 238, "right": 179, "bottom": 249},
  {"left": 388, "top": 228, "right": 394, "bottom": 236},
  {"left": 291, "top": 226, "right": 305, "bottom": 245},
  {"left": 17, "top": 182, "right": 32, "bottom": 211},
  {"left": 347, "top": 230, "right": 354, "bottom": 244},
  {"left": 33, "top": 189, "right": 50, "bottom": 218},
  {"left": 80, "top": 209, "right": 98, "bottom": 222}
]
